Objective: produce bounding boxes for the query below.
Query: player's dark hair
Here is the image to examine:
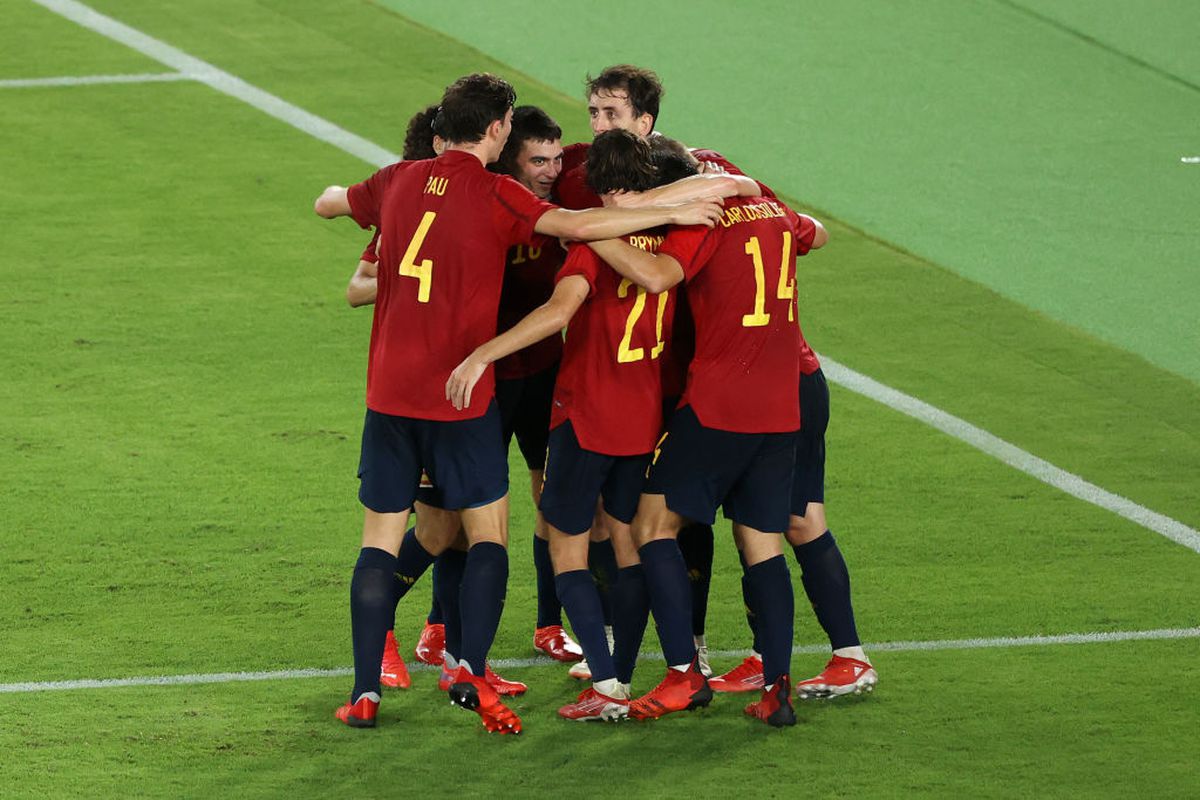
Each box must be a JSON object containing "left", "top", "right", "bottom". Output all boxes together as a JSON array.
[
  {"left": 434, "top": 73, "right": 517, "bottom": 145},
  {"left": 586, "top": 129, "right": 659, "bottom": 194},
  {"left": 402, "top": 104, "right": 440, "bottom": 160},
  {"left": 649, "top": 136, "right": 700, "bottom": 185},
  {"left": 494, "top": 105, "right": 562, "bottom": 176},
  {"left": 586, "top": 64, "right": 663, "bottom": 128}
]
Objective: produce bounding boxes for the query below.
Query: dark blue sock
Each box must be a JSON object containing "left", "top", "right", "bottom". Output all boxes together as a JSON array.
[
  {"left": 390, "top": 528, "right": 436, "bottom": 629},
  {"left": 459, "top": 542, "right": 509, "bottom": 674},
  {"left": 556, "top": 569, "right": 616, "bottom": 682},
  {"left": 588, "top": 538, "right": 619, "bottom": 627},
  {"left": 532, "top": 535, "right": 561, "bottom": 627},
  {"left": 677, "top": 523, "right": 713, "bottom": 636},
  {"left": 434, "top": 549, "right": 467, "bottom": 662},
  {"left": 611, "top": 565, "right": 650, "bottom": 684},
  {"left": 794, "top": 531, "right": 860, "bottom": 649},
  {"left": 350, "top": 547, "right": 396, "bottom": 701},
  {"left": 638, "top": 538, "right": 695, "bottom": 668},
  {"left": 427, "top": 595, "right": 444, "bottom": 626},
  {"left": 747, "top": 554, "right": 794, "bottom": 687},
  {"left": 738, "top": 551, "right": 761, "bottom": 654}
]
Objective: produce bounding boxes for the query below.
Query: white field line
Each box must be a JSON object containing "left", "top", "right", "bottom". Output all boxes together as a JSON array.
[
  {"left": 34, "top": 1, "right": 1200, "bottom": 556},
  {"left": 2, "top": 626, "right": 1196, "bottom": 694},
  {"left": 821, "top": 359, "right": 1200, "bottom": 554},
  {"left": 32, "top": 0, "right": 398, "bottom": 168},
  {"left": 0, "top": 72, "right": 190, "bottom": 88}
]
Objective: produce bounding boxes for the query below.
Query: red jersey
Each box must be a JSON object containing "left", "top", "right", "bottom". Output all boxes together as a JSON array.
[
  {"left": 551, "top": 232, "right": 674, "bottom": 455},
  {"left": 798, "top": 320, "right": 820, "bottom": 375},
  {"left": 690, "top": 149, "right": 777, "bottom": 200},
  {"left": 361, "top": 230, "right": 381, "bottom": 263},
  {"left": 347, "top": 151, "right": 555, "bottom": 420},
  {"left": 495, "top": 240, "right": 565, "bottom": 380},
  {"left": 657, "top": 196, "right": 818, "bottom": 433}
]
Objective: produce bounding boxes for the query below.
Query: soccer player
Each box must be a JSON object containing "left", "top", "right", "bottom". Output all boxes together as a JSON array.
[
  {"left": 314, "top": 72, "right": 725, "bottom": 733},
  {"left": 707, "top": 338, "right": 879, "bottom": 699},
  {"left": 587, "top": 173, "right": 827, "bottom": 728},
  {"left": 448, "top": 130, "right": 689, "bottom": 721}
]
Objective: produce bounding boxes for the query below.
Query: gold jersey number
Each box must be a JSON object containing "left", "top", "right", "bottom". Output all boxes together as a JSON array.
[
  {"left": 398, "top": 211, "right": 437, "bottom": 303},
  {"left": 741, "top": 231, "right": 795, "bottom": 327},
  {"left": 617, "top": 278, "right": 669, "bottom": 363}
]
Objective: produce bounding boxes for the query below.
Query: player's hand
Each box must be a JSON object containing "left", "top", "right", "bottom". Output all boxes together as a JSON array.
[
  {"left": 607, "top": 190, "right": 644, "bottom": 208},
  {"left": 697, "top": 161, "right": 726, "bottom": 175},
  {"left": 446, "top": 353, "right": 488, "bottom": 411},
  {"left": 671, "top": 198, "right": 725, "bottom": 227}
]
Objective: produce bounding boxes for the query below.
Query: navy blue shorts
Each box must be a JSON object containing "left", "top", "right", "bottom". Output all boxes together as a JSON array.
[
  {"left": 495, "top": 363, "right": 557, "bottom": 472},
  {"left": 644, "top": 405, "right": 797, "bottom": 533},
  {"left": 539, "top": 420, "right": 651, "bottom": 535},
  {"left": 791, "top": 368, "right": 829, "bottom": 515},
  {"left": 357, "top": 403, "right": 508, "bottom": 513}
]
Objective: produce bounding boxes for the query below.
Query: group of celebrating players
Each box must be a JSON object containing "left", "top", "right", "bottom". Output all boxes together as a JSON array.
[{"left": 313, "top": 65, "right": 878, "bottom": 735}]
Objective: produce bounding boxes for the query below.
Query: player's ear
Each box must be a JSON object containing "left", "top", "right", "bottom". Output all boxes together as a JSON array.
[{"left": 635, "top": 113, "right": 654, "bottom": 137}]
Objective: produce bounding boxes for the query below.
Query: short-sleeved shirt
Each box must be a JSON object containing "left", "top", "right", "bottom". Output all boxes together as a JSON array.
[
  {"left": 657, "top": 196, "right": 818, "bottom": 434},
  {"left": 495, "top": 240, "right": 565, "bottom": 380},
  {"left": 347, "top": 150, "right": 556, "bottom": 420},
  {"left": 551, "top": 232, "right": 674, "bottom": 456},
  {"left": 361, "top": 230, "right": 381, "bottom": 263},
  {"left": 798, "top": 321, "right": 820, "bottom": 376}
]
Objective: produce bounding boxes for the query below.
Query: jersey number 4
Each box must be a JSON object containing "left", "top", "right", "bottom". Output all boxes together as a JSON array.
[
  {"left": 398, "top": 211, "right": 436, "bottom": 303},
  {"left": 741, "top": 231, "right": 795, "bottom": 327}
]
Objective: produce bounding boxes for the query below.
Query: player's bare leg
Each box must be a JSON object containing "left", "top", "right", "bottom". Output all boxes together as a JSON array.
[
  {"left": 787, "top": 502, "right": 876, "bottom": 698},
  {"left": 550, "top": 516, "right": 629, "bottom": 721}
]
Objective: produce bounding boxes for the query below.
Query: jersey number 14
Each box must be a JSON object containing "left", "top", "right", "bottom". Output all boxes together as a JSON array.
[{"left": 741, "top": 231, "right": 795, "bottom": 327}]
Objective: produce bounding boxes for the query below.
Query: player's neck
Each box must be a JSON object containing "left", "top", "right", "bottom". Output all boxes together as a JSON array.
[{"left": 445, "top": 142, "right": 490, "bottom": 167}]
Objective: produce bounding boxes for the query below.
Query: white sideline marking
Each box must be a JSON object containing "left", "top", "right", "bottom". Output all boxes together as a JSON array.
[
  {"left": 32, "top": 0, "right": 398, "bottom": 168},
  {"left": 0, "top": 72, "right": 189, "bottom": 88},
  {"left": 34, "top": 0, "right": 1200, "bottom": 554},
  {"left": 2, "top": 627, "right": 1197, "bottom": 694},
  {"left": 821, "top": 358, "right": 1200, "bottom": 554}
]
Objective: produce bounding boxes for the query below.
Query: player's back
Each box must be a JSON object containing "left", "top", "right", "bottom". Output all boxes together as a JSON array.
[
  {"left": 348, "top": 151, "right": 553, "bottom": 421},
  {"left": 658, "top": 195, "right": 818, "bottom": 434}
]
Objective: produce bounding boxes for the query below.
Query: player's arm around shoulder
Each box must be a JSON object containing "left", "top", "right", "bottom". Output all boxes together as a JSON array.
[
  {"left": 587, "top": 239, "right": 685, "bottom": 295},
  {"left": 532, "top": 199, "right": 724, "bottom": 242},
  {"left": 446, "top": 274, "right": 590, "bottom": 411}
]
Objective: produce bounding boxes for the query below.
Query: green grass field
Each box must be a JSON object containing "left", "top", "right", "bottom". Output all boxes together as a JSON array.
[{"left": 2, "top": 1, "right": 1198, "bottom": 797}]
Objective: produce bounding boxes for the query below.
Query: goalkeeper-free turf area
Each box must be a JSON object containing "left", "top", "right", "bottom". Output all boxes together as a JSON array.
[{"left": 2, "top": 1, "right": 1198, "bottom": 797}]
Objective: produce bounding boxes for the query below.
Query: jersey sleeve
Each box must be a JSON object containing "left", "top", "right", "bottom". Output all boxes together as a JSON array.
[
  {"left": 554, "top": 165, "right": 603, "bottom": 210},
  {"left": 360, "top": 230, "right": 380, "bottom": 264},
  {"left": 792, "top": 211, "right": 817, "bottom": 256},
  {"left": 657, "top": 224, "right": 718, "bottom": 281},
  {"left": 556, "top": 243, "right": 601, "bottom": 298},
  {"left": 491, "top": 174, "right": 557, "bottom": 247},
  {"left": 346, "top": 163, "right": 400, "bottom": 230}
]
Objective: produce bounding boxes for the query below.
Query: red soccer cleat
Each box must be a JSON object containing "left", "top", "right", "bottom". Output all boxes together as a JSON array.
[
  {"left": 708, "top": 654, "right": 765, "bottom": 693},
  {"left": 745, "top": 675, "right": 796, "bottom": 727},
  {"left": 629, "top": 658, "right": 713, "bottom": 720},
  {"left": 485, "top": 663, "right": 528, "bottom": 696},
  {"left": 334, "top": 691, "right": 380, "bottom": 728},
  {"left": 533, "top": 625, "right": 584, "bottom": 662},
  {"left": 557, "top": 686, "right": 629, "bottom": 722},
  {"left": 447, "top": 665, "right": 522, "bottom": 735},
  {"left": 438, "top": 661, "right": 527, "bottom": 696},
  {"left": 414, "top": 621, "right": 445, "bottom": 666},
  {"left": 796, "top": 655, "right": 878, "bottom": 699},
  {"left": 380, "top": 630, "right": 411, "bottom": 689}
]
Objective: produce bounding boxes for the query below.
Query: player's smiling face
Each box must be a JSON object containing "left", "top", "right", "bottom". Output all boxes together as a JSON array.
[
  {"left": 514, "top": 138, "right": 564, "bottom": 199},
  {"left": 588, "top": 90, "right": 653, "bottom": 138}
]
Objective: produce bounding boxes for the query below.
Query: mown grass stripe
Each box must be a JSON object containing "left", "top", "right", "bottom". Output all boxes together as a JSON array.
[{"left": 3, "top": 626, "right": 1196, "bottom": 694}]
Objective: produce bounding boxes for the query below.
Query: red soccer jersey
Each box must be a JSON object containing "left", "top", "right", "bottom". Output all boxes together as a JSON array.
[
  {"left": 657, "top": 196, "right": 818, "bottom": 433},
  {"left": 347, "top": 151, "right": 555, "bottom": 420},
  {"left": 690, "top": 149, "right": 777, "bottom": 200},
  {"left": 551, "top": 232, "right": 674, "bottom": 455},
  {"left": 495, "top": 239, "right": 565, "bottom": 380},
  {"left": 361, "top": 230, "right": 381, "bottom": 263},
  {"left": 797, "top": 320, "right": 820, "bottom": 376}
]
